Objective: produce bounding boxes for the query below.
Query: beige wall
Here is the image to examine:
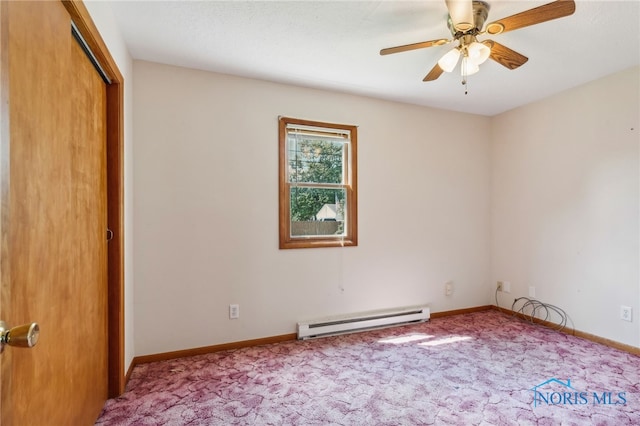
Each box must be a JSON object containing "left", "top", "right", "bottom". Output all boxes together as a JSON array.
[
  {"left": 91, "top": 6, "right": 638, "bottom": 357},
  {"left": 133, "top": 61, "right": 492, "bottom": 356},
  {"left": 491, "top": 66, "right": 640, "bottom": 347}
]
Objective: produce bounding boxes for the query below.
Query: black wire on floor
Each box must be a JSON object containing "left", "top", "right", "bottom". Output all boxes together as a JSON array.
[
  {"left": 511, "top": 297, "right": 569, "bottom": 331},
  {"left": 495, "top": 287, "right": 570, "bottom": 331}
]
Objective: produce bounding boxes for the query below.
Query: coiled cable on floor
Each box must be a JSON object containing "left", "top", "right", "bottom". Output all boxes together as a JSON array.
[{"left": 511, "top": 297, "right": 569, "bottom": 331}]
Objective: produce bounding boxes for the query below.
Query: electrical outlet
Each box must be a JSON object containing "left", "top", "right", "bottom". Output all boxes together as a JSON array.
[
  {"left": 445, "top": 281, "right": 454, "bottom": 296},
  {"left": 229, "top": 304, "right": 240, "bottom": 319},
  {"left": 496, "top": 281, "right": 503, "bottom": 292},
  {"left": 529, "top": 286, "right": 536, "bottom": 298},
  {"left": 620, "top": 305, "right": 632, "bottom": 322},
  {"left": 502, "top": 281, "right": 511, "bottom": 293}
]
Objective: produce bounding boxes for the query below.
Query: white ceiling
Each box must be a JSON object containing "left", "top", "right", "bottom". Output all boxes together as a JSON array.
[{"left": 109, "top": 0, "right": 640, "bottom": 116}]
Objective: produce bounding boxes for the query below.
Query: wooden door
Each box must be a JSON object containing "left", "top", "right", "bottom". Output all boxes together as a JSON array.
[{"left": 0, "top": 1, "right": 109, "bottom": 425}]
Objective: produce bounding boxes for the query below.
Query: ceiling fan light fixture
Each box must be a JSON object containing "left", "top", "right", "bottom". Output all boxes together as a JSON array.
[
  {"left": 437, "top": 48, "right": 461, "bottom": 73},
  {"left": 461, "top": 56, "right": 480, "bottom": 77},
  {"left": 467, "top": 41, "right": 491, "bottom": 65},
  {"left": 379, "top": 0, "right": 577, "bottom": 91}
]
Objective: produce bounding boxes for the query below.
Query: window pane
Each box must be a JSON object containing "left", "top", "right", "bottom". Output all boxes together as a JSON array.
[
  {"left": 279, "top": 116, "right": 357, "bottom": 249},
  {"left": 290, "top": 187, "right": 346, "bottom": 237},
  {"left": 288, "top": 137, "right": 344, "bottom": 184}
]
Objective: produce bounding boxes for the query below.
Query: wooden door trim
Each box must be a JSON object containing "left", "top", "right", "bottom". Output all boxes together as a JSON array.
[
  {"left": 62, "top": 0, "right": 125, "bottom": 397},
  {"left": 0, "top": 0, "right": 9, "bottom": 422}
]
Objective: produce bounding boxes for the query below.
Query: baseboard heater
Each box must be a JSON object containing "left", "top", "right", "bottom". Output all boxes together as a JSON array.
[{"left": 297, "top": 305, "right": 430, "bottom": 340}]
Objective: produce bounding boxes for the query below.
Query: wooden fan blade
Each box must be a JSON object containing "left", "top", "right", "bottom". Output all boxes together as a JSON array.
[
  {"left": 423, "top": 63, "right": 445, "bottom": 82},
  {"left": 380, "top": 39, "right": 450, "bottom": 56},
  {"left": 485, "top": 0, "right": 575, "bottom": 35},
  {"left": 483, "top": 40, "right": 528, "bottom": 70}
]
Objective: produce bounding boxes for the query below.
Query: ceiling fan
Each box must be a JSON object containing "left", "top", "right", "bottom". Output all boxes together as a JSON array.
[{"left": 380, "top": 0, "right": 576, "bottom": 88}]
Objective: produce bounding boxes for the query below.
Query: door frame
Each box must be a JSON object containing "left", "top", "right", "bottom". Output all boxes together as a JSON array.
[
  {"left": 61, "top": 0, "right": 126, "bottom": 397},
  {"left": 0, "top": 0, "right": 124, "bottom": 400}
]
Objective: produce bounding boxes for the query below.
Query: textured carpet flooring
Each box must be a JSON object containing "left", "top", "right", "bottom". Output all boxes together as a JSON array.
[{"left": 96, "top": 310, "right": 639, "bottom": 425}]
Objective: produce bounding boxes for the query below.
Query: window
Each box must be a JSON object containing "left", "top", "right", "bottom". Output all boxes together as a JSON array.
[{"left": 279, "top": 117, "right": 357, "bottom": 249}]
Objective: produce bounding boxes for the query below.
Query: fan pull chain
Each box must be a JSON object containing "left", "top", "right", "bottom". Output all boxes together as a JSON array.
[{"left": 461, "top": 56, "right": 469, "bottom": 95}]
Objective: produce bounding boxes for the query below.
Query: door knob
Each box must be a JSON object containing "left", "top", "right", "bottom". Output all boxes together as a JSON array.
[{"left": 0, "top": 321, "right": 39, "bottom": 353}]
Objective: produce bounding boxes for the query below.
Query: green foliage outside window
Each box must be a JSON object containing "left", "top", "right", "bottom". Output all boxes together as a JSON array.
[{"left": 288, "top": 139, "right": 345, "bottom": 221}]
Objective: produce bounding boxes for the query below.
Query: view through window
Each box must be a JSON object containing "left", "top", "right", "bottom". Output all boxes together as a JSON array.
[{"left": 279, "top": 117, "right": 358, "bottom": 249}]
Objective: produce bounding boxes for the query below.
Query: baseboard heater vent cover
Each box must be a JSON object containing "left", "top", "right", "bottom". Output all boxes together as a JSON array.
[{"left": 297, "top": 305, "right": 430, "bottom": 340}]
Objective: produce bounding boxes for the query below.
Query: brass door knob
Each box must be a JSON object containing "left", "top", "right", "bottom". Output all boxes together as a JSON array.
[{"left": 0, "top": 321, "right": 39, "bottom": 353}]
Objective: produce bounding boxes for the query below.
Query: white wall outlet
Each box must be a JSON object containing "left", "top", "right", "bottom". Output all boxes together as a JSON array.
[
  {"left": 529, "top": 286, "right": 536, "bottom": 298},
  {"left": 620, "top": 305, "right": 632, "bottom": 322},
  {"left": 445, "top": 281, "right": 453, "bottom": 296},
  {"left": 496, "top": 281, "right": 503, "bottom": 291},
  {"left": 229, "top": 304, "right": 240, "bottom": 319},
  {"left": 503, "top": 281, "right": 511, "bottom": 293}
]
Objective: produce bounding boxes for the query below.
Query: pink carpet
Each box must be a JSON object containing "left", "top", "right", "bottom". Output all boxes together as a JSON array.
[{"left": 96, "top": 310, "right": 639, "bottom": 425}]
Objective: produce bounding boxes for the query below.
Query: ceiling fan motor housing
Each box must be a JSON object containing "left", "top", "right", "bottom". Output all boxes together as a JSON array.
[{"left": 448, "top": 1, "right": 490, "bottom": 37}]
